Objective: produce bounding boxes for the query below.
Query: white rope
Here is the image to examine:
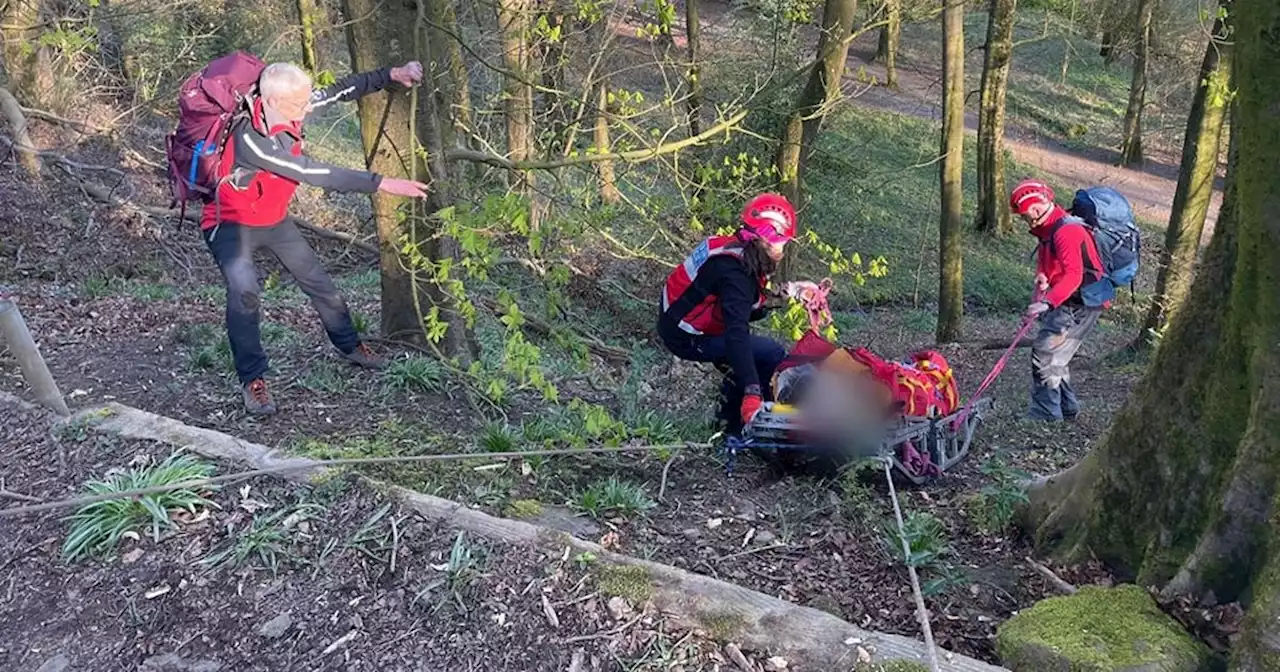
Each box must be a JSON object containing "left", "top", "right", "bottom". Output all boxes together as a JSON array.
[{"left": 884, "top": 459, "right": 943, "bottom": 672}]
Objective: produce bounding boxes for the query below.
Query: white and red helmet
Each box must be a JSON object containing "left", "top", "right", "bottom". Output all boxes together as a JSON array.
[
  {"left": 739, "top": 193, "right": 797, "bottom": 245},
  {"left": 1009, "top": 179, "right": 1055, "bottom": 216}
]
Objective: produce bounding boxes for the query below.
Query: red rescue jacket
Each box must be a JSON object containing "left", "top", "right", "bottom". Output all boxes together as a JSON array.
[
  {"left": 661, "top": 236, "right": 766, "bottom": 336},
  {"left": 1032, "top": 210, "right": 1107, "bottom": 308},
  {"left": 200, "top": 99, "right": 304, "bottom": 229}
]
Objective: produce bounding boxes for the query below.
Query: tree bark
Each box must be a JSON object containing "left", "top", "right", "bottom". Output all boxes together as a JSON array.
[
  {"left": 774, "top": 0, "right": 859, "bottom": 225},
  {"left": 498, "top": 0, "right": 538, "bottom": 230},
  {"left": 1099, "top": 29, "right": 1115, "bottom": 65},
  {"left": 296, "top": 0, "right": 323, "bottom": 74},
  {"left": 1119, "top": 0, "right": 1153, "bottom": 166},
  {"left": 684, "top": 0, "right": 703, "bottom": 136},
  {"left": 936, "top": 0, "right": 965, "bottom": 343},
  {"left": 594, "top": 81, "right": 619, "bottom": 204},
  {"left": 875, "top": 0, "right": 901, "bottom": 88},
  {"left": 1138, "top": 3, "right": 1232, "bottom": 347},
  {"left": 975, "top": 0, "right": 1016, "bottom": 237},
  {"left": 1, "top": 0, "right": 53, "bottom": 102},
  {"left": 1026, "top": 2, "right": 1280, "bottom": 664},
  {"left": 0, "top": 86, "right": 40, "bottom": 176}
]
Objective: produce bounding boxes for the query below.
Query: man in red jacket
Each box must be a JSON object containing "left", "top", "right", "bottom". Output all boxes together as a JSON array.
[
  {"left": 1010, "top": 180, "right": 1108, "bottom": 421},
  {"left": 205, "top": 61, "right": 432, "bottom": 415}
]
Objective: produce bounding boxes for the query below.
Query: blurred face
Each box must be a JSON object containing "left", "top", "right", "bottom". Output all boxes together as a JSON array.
[
  {"left": 1019, "top": 201, "right": 1053, "bottom": 229},
  {"left": 764, "top": 239, "right": 787, "bottom": 262},
  {"left": 267, "top": 86, "right": 314, "bottom": 123}
]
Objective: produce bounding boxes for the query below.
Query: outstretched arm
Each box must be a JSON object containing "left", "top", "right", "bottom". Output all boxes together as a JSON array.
[
  {"left": 233, "top": 126, "right": 428, "bottom": 198},
  {"left": 309, "top": 62, "right": 424, "bottom": 109}
]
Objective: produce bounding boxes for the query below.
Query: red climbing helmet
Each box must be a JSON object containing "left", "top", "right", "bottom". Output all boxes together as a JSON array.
[
  {"left": 740, "top": 193, "right": 797, "bottom": 245},
  {"left": 1009, "top": 179, "right": 1055, "bottom": 215}
]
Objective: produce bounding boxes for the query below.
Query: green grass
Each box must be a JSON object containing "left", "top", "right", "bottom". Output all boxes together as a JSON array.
[
  {"left": 383, "top": 355, "right": 446, "bottom": 394},
  {"left": 576, "top": 477, "right": 656, "bottom": 519},
  {"left": 201, "top": 504, "right": 322, "bottom": 576},
  {"left": 62, "top": 453, "right": 217, "bottom": 561},
  {"left": 298, "top": 361, "right": 352, "bottom": 394}
]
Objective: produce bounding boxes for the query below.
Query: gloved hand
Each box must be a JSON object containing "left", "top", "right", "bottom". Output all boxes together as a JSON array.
[
  {"left": 1033, "top": 273, "right": 1049, "bottom": 292},
  {"left": 740, "top": 393, "right": 764, "bottom": 427},
  {"left": 784, "top": 281, "right": 821, "bottom": 301},
  {"left": 1024, "top": 300, "right": 1051, "bottom": 319}
]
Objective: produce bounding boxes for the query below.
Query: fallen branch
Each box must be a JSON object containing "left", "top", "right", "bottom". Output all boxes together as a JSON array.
[
  {"left": 0, "top": 87, "right": 40, "bottom": 176},
  {"left": 447, "top": 109, "right": 750, "bottom": 171},
  {"left": 19, "top": 106, "right": 112, "bottom": 133},
  {"left": 1026, "top": 557, "right": 1078, "bottom": 595},
  {"left": 0, "top": 488, "right": 43, "bottom": 503}
]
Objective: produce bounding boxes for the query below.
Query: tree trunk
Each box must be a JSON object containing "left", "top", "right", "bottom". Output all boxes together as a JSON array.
[
  {"left": 594, "top": 81, "right": 619, "bottom": 204},
  {"left": 1, "top": 0, "right": 53, "bottom": 102},
  {"left": 1119, "top": 0, "right": 1153, "bottom": 166},
  {"left": 296, "top": 0, "right": 322, "bottom": 74},
  {"left": 1137, "top": 3, "right": 1232, "bottom": 347},
  {"left": 1099, "top": 29, "right": 1115, "bottom": 65},
  {"left": 936, "top": 0, "right": 965, "bottom": 343},
  {"left": 875, "top": 0, "right": 901, "bottom": 88},
  {"left": 1026, "top": 2, "right": 1280, "bottom": 664},
  {"left": 774, "top": 0, "right": 859, "bottom": 221},
  {"left": 684, "top": 0, "right": 703, "bottom": 136},
  {"left": 498, "top": 0, "right": 538, "bottom": 229},
  {"left": 975, "top": 0, "right": 1016, "bottom": 236},
  {"left": 343, "top": 0, "right": 466, "bottom": 356},
  {"left": 422, "top": 0, "right": 474, "bottom": 151}
]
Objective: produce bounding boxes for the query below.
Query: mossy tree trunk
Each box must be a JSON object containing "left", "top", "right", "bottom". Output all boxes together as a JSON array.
[
  {"left": 875, "top": 0, "right": 901, "bottom": 88},
  {"left": 936, "top": 0, "right": 965, "bottom": 342},
  {"left": 426, "top": 0, "right": 475, "bottom": 151},
  {"left": 296, "top": 0, "right": 322, "bottom": 74},
  {"left": 1, "top": 0, "right": 53, "bottom": 103},
  {"left": 1026, "top": 2, "right": 1280, "bottom": 665},
  {"left": 774, "top": 0, "right": 859, "bottom": 236},
  {"left": 975, "top": 0, "right": 1017, "bottom": 237},
  {"left": 499, "top": 0, "right": 539, "bottom": 230},
  {"left": 1137, "top": 2, "right": 1232, "bottom": 348},
  {"left": 684, "top": 0, "right": 703, "bottom": 136},
  {"left": 1119, "top": 0, "right": 1153, "bottom": 166},
  {"left": 342, "top": 0, "right": 468, "bottom": 355}
]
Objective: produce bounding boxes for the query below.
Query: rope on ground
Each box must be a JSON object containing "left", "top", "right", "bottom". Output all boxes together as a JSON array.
[
  {"left": 0, "top": 442, "right": 708, "bottom": 519},
  {"left": 883, "top": 460, "right": 942, "bottom": 672}
]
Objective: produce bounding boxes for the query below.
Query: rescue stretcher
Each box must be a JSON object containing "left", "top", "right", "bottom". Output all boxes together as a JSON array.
[{"left": 720, "top": 278, "right": 1000, "bottom": 484}]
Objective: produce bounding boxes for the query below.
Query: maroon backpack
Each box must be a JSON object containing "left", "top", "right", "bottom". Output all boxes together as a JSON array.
[{"left": 165, "top": 51, "right": 266, "bottom": 219}]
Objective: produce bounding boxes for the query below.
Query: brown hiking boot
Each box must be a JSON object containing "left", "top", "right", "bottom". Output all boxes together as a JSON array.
[
  {"left": 341, "top": 342, "right": 387, "bottom": 370},
  {"left": 242, "top": 379, "right": 277, "bottom": 415}
]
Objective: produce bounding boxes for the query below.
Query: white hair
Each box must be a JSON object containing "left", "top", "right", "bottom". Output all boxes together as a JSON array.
[{"left": 258, "top": 63, "right": 313, "bottom": 99}]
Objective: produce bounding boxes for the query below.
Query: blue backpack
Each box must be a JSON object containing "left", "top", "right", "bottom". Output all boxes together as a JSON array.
[{"left": 1070, "top": 186, "right": 1141, "bottom": 289}]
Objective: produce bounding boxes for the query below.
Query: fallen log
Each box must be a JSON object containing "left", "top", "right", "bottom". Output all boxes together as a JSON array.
[{"left": 0, "top": 88, "right": 40, "bottom": 176}]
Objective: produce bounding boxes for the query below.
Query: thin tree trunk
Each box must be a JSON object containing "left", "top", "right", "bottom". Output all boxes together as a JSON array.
[
  {"left": 975, "top": 0, "right": 1017, "bottom": 236},
  {"left": 936, "top": 0, "right": 965, "bottom": 343},
  {"left": 1025, "top": 2, "right": 1280, "bottom": 662},
  {"left": 296, "top": 0, "right": 322, "bottom": 74},
  {"left": 0, "top": 86, "right": 40, "bottom": 176},
  {"left": 594, "top": 81, "right": 619, "bottom": 204},
  {"left": 498, "top": 0, "right": 538, "bottom": 230},
  {"left": 1138, "top": 2, "right": 1232, "bottom": 347},
  {"left": 774, "top": 0, "right": 860, "bottom": 218},
  {"left": 1119, "top": 0, "right": 1153, "bottom": 166},
  {"left": 426, "top": 0, "right": 474, "bottom": 150},
  {"left": 684, "top": 0, "right": 703, "bottom": 136},
  {"left": 876, "top": 0, "right": 901, "bottom": 88},
  {"left": 1099, "top": 29, "right": 1115, "bottom": 64},
  {"left": 343, "top": 0, "right": 465, "bottom": 354}
]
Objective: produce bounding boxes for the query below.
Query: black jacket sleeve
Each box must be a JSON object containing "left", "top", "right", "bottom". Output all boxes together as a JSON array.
[
  {"left": 233, "top": 124, "right": 383, "bottom": 193},
  {"left": 715, "top": 262, "right": 764, "bottom": 397},
  {"left": 309, "top": 67, "right": 394, "bottom": 110}
]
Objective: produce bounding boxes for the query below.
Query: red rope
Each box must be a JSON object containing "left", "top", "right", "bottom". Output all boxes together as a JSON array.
[{"left": 950, "top": 291, "right": 1044, "bottom": 430}]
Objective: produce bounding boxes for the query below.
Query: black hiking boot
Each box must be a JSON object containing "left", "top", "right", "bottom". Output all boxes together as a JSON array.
[
  {"left": 242, "top": 378, "right": 277, "bottom": 415},
  {"left": 341, "top": 342, "right": 387, "bottom": 370}
]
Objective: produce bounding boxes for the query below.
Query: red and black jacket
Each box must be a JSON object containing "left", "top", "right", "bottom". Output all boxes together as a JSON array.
[
  {"left": 659, "top": 235, "right": 770, "bottom": 394},
  {"left": 1032, "top": 209, "right": 1107, "bottom": 308},
  {"left": 200, "top": 67, "right": 395, "bottom": 230}
]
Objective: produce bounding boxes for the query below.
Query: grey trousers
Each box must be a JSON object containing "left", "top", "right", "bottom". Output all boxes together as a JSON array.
[{"left": 1029, "top": 304, "right": 1101, "bottom": 421}]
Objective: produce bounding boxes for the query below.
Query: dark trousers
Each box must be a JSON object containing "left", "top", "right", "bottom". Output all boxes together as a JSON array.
[
  {"left": 1029, "top": 304, "right": 1101, "bottom": 420},
  {"left": 204, "top": 219, "right": 359, "bottom": 384},
  {"left": 659, "top": 325, "right": 787, "bottom": 434}
]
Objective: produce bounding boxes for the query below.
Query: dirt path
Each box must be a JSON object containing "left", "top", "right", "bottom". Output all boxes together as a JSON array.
[{"left": 686, "top": 0, "right": 1221, "bottom": 234}]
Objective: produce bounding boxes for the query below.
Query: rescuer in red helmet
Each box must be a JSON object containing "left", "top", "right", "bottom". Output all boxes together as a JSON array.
[{"left": 657, "top": 193, "right": 818, "bottom": 437}]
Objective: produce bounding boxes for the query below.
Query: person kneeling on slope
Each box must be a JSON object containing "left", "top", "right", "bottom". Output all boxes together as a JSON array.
[
  {"left": 1010, "top": 179, "right": 1110, "bottom": 422},
  {"left": 656, "top": 193, "right": 819, "bottom": 437}
]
